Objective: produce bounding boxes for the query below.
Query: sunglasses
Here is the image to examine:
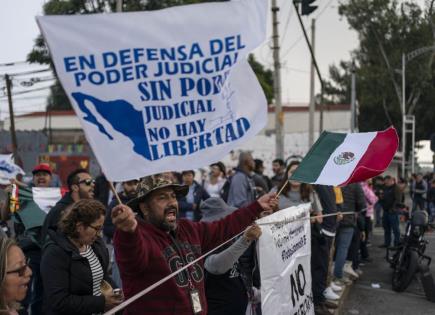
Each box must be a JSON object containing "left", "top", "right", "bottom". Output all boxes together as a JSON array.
[
  {"left": 7, "top": 259, "right": 30, "bottom": 277},
  {"left": 78, "top": 179, "right": 96, "bottom": 186}
]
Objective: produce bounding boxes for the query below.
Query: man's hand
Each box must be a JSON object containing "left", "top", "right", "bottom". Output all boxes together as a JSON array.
[
  {"left": 112, "top": 204, "right": 137, "bottom": 233},
  {"left": 243, "top": 224, "right": 262, "bottom": 242},
  {"left": 257, "top": 192, "right": 279, "bottom": 213},
  {"left": 336, "top": 212, "right": 343, "bottom": 222}
]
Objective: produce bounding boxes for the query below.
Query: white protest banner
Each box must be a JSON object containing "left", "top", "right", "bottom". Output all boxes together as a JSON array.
[
  {"left": 257, "top": 204, "right": 314, "bottom": 315},
  {"left": 37, "top": 0, "right": 268, "bottom": 182},
  {"left": 0, "top": 154, "right": 25, "bottom": 185}
]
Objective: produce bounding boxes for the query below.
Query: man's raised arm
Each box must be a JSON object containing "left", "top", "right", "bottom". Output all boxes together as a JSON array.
[
  {"left": 198, "top": 192, "right": 278, "bottom": 253},
  {"left": 112, "top": 204, "right": 149, "bottom": 276}
]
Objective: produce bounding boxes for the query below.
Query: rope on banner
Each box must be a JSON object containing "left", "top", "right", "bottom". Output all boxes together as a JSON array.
[
  {"left": 104, "top": 229, "right": 245, "bottom": 315},
  {"left": 103, "top": 209, "right": 364, "bottom": 314}
]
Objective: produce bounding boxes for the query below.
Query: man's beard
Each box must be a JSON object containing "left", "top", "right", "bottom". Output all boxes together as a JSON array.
[{"left": 149, "top": 206, "right": 178, "bottom": 231}]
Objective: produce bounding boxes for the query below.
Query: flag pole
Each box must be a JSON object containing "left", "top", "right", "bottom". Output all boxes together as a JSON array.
[
  {"left": 108, "top": 181, "right": 123, "bottom": 205},
  {"left": 275, "top": 180, "right": 289, "bottom": 199}
]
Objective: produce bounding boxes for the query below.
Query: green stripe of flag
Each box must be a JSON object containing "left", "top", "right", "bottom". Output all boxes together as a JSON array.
[
  {"left": 15, "top": 187, "right": 46, "bottom": 230},
  {"left": 290, "top": 131, "right": 347, "bottom": 183}
]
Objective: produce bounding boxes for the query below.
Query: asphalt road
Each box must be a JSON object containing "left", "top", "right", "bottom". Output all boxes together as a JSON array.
[{"left": 341, "top": 226, "right": 435, "bottom": 315}]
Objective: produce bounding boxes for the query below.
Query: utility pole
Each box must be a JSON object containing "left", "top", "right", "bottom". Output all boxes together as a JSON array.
[
  {"left": 116, "top": 0, "right": 122, "bottom": 12},
  {"left": 308, "top": 19, "right": 315, "bottom": 146},
  {"left": 350, "top": 61, "right": 356, "bottom": 132},
  {"left": 401, "top": 53, "right": 406, "bottom": 179},
  {"left": 293, "top": 1, "right": 324, "bottom": 135},
  {"left": 272, "top": 0, "right": 284, "bottom": 159},
  {"left": 5, "top": 74, "right": 19, "bottom": 162},
  {"left": 319, "top": 87, "right": 324, "bottom": 132}
]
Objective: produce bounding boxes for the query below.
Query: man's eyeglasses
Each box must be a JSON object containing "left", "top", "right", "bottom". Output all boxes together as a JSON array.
[
  {"left": 7, "top": 259, "right": 30, "bottom": 277},
  {"left": 89, "top": 224, "right": 104, "bottom": 233},
  {"left": 78, "top": 179, "right": 95, "bottom": 186}
]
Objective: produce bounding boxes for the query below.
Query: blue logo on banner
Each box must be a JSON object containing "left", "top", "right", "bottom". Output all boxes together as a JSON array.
[
  {"left": 0, "top": 161, "right": 19, "bottom": 174},
  {"left": 71, "top": 92, "right": 152, "bottom": 160}
]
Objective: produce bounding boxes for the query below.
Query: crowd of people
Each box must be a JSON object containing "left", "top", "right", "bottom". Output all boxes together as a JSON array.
[{"left": 0, "top": 154, "right": 433, "bottom": 315}]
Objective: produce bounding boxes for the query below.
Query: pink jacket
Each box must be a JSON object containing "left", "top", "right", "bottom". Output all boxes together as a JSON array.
[{"left": 361, "top": 182, "right": 378, "bottom": 218}]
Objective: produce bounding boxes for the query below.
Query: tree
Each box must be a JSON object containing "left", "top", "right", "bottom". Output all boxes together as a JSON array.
[
  {"left": 248, "top": 54, "right": 274, "bottom": 104},
  {"left": 28, "top": 0, "right": 273, "bottom": 109},
  {"left": 323, "top": 0, "right": 435, "bottom": 141}
]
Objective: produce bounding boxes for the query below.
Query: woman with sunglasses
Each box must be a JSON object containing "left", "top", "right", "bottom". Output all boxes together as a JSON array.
[
  {"left": 0, "top": 237, "right": 32, "bottom": 314},
  {"left": 40, "top": 199, "right": 122, "bottom": 315}
]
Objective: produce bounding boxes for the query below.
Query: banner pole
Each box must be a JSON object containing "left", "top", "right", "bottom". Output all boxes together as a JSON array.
[{"left": 108, "top": 181, "right": 123, "bottom": 205}]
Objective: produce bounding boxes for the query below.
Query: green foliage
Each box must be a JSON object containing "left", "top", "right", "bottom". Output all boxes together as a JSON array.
[
  {"left": 28, "top": 0, "right": 273, "bottom": 110},
  {"left": 323, "top": 0, "right": 435, "bottom": 140},
  {"left": 248, "top": 54, "right": 274, "bottom": 104}
]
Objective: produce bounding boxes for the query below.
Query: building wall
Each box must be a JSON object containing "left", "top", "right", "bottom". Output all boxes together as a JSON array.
[
  {"left": 3, "top": 115, "right": 81, "bottom": 130},
  {"left": 263, "top": 110, "right": 351, "bottom": 134},
  {"left": 2, "top": 108, "right": 351, "bottom": 178}
]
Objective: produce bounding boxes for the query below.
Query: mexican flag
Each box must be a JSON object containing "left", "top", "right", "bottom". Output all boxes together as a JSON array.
[
  {"left": 291, "top": 127, "right": 398, "bottom": 186},
  {"left": 11, "top": 186, "right": 62, "bottom": 231}
]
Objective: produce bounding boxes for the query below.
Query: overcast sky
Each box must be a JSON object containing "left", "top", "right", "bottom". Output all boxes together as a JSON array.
[
  {"left": 0, "top": 0, "right": 360, "bottom": 115},
  {"left": 1, "top": 1, "right": 427, "bottom": 108},
  {"left": 0, "top": 0, "right": 430, "bottom": 164}
]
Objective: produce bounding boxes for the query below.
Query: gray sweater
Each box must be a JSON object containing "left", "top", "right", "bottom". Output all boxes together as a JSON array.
[
  {"left": 204, "top": 236, "right": 252, "bottom": 275},
  {"left": 227, "top": 170, "right": 256, "bottom": 208}
]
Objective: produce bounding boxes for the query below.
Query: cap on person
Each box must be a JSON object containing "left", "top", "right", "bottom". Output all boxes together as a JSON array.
[{"left": 32, "top": 163, "right": 52, "bottom": 175}]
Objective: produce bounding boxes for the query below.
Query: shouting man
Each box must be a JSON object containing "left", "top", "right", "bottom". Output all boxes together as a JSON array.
[{"left": 112, "top": 174, "right": 277, "bottom": 314}]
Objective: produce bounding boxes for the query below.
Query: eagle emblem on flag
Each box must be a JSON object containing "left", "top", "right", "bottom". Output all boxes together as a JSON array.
[{"left": 333, "top": 152, "right": 355, "bottom": 165}]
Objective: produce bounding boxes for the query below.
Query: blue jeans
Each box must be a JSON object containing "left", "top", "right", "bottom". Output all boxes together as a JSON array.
[
  {"left": 334, "top": 227, "right": 354, "bottom": 279},
  {"left": 429, "top": 202, "right": 435, "bottom": 223},
  {"left": 412, "top": 196, "right": 426, "bottom": 211},
  {"left": 374, "top": 202, "right": 383, "bottom": 226},
  {"left": 383, "top": 212, "right": 400, "bottom": 247}
]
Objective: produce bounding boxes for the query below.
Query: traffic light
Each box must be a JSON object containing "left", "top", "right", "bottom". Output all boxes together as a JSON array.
[{"left": 301, "top": 0, "right": 318, "bottom": 16}]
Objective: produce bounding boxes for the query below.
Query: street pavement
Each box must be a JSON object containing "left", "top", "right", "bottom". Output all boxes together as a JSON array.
[{"left": 341, "top": 226, "right": 435, "bottom": 315}]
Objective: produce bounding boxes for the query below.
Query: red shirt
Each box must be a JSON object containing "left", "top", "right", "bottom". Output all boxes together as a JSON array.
[{"left": 113, "top": 201, "right": 263, "bottom": 314}]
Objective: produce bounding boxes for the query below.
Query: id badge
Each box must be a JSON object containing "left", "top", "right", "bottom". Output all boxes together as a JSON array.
[{"left": 189, "top": 289, "right": 203, "bottom": 314}]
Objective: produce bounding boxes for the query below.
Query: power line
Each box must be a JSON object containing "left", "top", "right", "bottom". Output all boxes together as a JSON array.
[
  {"left": 0, "top": 61, "right": 28, "bottom": 67},
  {"left": 0, "top": 86, "right": 51, "bottom": 99},
  {"left": 280, "top": 1, "right": 294, "bottom": 45},
  {"left": 0, "top": 95, "right": 48, "bottom": 101},
  {"left": 1, "top": 68, "right": 51, "bottom": 77},
  {"left": 14, "top": 76, "right": 55, "bottom": 87},
  {"left": 315, "top": 0, "right": 335, "bottom": 20},
  {"left": 282, "top": 65, "right": 310, "bottom": 74},
  {"left": 281, "top": 36, "right": 304, "bottom": 59},
  {"left": 280, "top": 0, "right": 335, "bottom": 60}
]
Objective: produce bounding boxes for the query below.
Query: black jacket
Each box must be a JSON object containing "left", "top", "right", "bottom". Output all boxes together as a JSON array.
[
  {"left": 94, "top": 175, "right": 111, "bottom": 207},
  {"left": 380, "top": 184, "right": 402, "bottom": 212},
  {"left": 315, "top": 185, "right": 338, "bottom": 235},
  {"left": 41, "top": 230, "right": 114, "bottom": 315},
  {"left": 103, "top": 193, "right": 134, "bottom": 240},
  {"left": 205, "top": 241, "right": 248, "bottom": 315},
  {"left": 428, "top": 187, "right": 435, "bottom": 203},
  {"left": 340, "top": 183, "right": 366, "bottom": 228},
  {"left": 40, "top": 193, "right": 74, "bottom": 244}
]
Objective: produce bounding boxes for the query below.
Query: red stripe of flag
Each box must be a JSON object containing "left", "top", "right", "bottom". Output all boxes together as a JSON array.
[{"left": 340, "top": 126, "right": 399, "bottom": 186}]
